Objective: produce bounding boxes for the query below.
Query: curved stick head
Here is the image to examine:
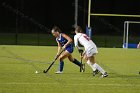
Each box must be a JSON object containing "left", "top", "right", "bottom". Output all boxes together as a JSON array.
[{"left": 43, "top": 70, "right": 47, "bottom": 73}]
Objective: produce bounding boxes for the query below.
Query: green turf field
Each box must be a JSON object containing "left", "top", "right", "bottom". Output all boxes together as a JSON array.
[{"left": 0, "top": 45, "right": 140, "bottom": 93}]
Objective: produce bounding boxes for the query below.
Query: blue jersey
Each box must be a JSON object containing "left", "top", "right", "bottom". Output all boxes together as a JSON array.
[{"left": 56, "top": 33, "right": 73, "bottom": 53}]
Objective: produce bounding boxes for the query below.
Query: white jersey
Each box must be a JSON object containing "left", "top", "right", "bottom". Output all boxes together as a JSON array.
[{"left": 74, "top": 33, "right": 98, "bottom": 56}]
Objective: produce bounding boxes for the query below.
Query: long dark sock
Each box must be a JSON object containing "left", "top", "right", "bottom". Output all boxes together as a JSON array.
[
  {"left": 59, "top": 61, "right": 64, "bottom": 72},
  {"left": 73, "top": 59, "right": 82, "bottom": 67}
]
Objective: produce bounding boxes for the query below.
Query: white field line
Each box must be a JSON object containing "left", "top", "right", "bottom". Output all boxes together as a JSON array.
[{"left": 0, "top": 83, "right": 140, "bottom": 87}]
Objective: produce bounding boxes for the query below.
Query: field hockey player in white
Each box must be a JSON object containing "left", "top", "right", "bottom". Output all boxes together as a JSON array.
[{"left": 74, "top": 26, "right": 108, "bottom": 78}]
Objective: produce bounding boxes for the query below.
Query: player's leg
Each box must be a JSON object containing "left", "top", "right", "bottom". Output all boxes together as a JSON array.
[
  {"left": 68, "top": 54, "right": 83, "bottom": 67},
  {"left": 82, "top": 51, "right": 97, "bottom": 72},
  {"left": 66, "top": 45, "right": 84, "bottom": 68},
  {"left": 85, "top": 48, "right": 108, "bottom": 77},
  {"left": 89, "top": 55, "right": 108, "bottom": 77},
  {"left": 55, "top": 50, "right": 70, "bottom": 74},
  {"left": 68, "top": 55, "right": 85, "bottom": 72},
  {"left": 88, "top": 56, "right": 100, "bottom": 76}
]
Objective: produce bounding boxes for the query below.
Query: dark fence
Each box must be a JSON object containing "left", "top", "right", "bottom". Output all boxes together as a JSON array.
[{"left": 0, "top": 32, "right": 134, "bottom": 48}]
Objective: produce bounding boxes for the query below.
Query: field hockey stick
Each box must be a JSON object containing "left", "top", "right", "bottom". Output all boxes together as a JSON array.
[
  {"left": 78, "top": 49, "right": 84, "bottom": 72},
  {"left": 43, "top": 49, "right": 65, "bottom": 73},
  {"left": 80, "top": 52, "right": 83, "bottom": 72}
]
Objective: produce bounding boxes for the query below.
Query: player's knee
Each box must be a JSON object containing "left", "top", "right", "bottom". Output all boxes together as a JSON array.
[
  {"left": 68, "top": 57, "right": 74, "bottom": 62},
  {"left": 59, "top": 57, "right": 62, "bottom": 61},
  {"left": 69, "top": 58, "right": 74, "bottom": 62},
  {"left": 59, "top": 56, "right": 63, "bottom": 61}
]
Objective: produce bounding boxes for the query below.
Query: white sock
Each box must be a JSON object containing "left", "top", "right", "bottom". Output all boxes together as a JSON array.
[
  {"left": 93, "top": 63, "right": 105, "bottom": 74},
  {"left": 87, "top": 60, "right": 96, "bottom": 71}
]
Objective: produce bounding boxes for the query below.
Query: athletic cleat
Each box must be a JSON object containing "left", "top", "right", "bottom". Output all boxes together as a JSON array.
[
  {"left": 81, "top": 63, "right": 85, "bottom": 72},
  {"left": 93, "top": 69, "right": 100, "bottom": 76},
  {"left": 101, "top": 72, "right": 108, "bottom": 78},
  {"left": 55, "top": 71, "right": 63, "bottom": 74}
]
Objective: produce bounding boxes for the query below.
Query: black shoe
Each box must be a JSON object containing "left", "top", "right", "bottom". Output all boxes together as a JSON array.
[
  {"left": 101, "top": 72, "right": 108, "bottom": 78},
  {"left": 93, "top": 69, "right": 99, "bottom": 76}
]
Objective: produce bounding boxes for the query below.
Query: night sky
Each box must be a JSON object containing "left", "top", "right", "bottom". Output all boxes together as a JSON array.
[{"left": 1, "top": 0, "right": 140, "bottom": 34}]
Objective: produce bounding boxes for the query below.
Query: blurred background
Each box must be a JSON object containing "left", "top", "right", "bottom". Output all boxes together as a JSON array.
[{"left": 0, "top": 0, "right": 140, "bottom": 47}]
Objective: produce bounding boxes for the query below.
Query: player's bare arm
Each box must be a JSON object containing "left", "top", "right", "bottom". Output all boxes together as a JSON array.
[
  {"left": 62, "top": 33, "right": 72, "bottom": 49},
  {"left": 56, "top": 40, "right": 62, "bottom": 55}
]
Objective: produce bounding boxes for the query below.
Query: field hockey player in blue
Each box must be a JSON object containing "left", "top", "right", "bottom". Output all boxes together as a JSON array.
[{"left": 51, "top": 26, "right": 85, "bottom": 74}]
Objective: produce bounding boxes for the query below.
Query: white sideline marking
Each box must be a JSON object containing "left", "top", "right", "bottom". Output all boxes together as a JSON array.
[{"left": 0, "top": 83, "right": 140, "bottom": 87}]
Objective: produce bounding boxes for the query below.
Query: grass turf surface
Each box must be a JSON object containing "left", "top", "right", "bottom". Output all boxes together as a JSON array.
[{"left": 0, "top": 45, "right": 140, "bottom": 93}]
